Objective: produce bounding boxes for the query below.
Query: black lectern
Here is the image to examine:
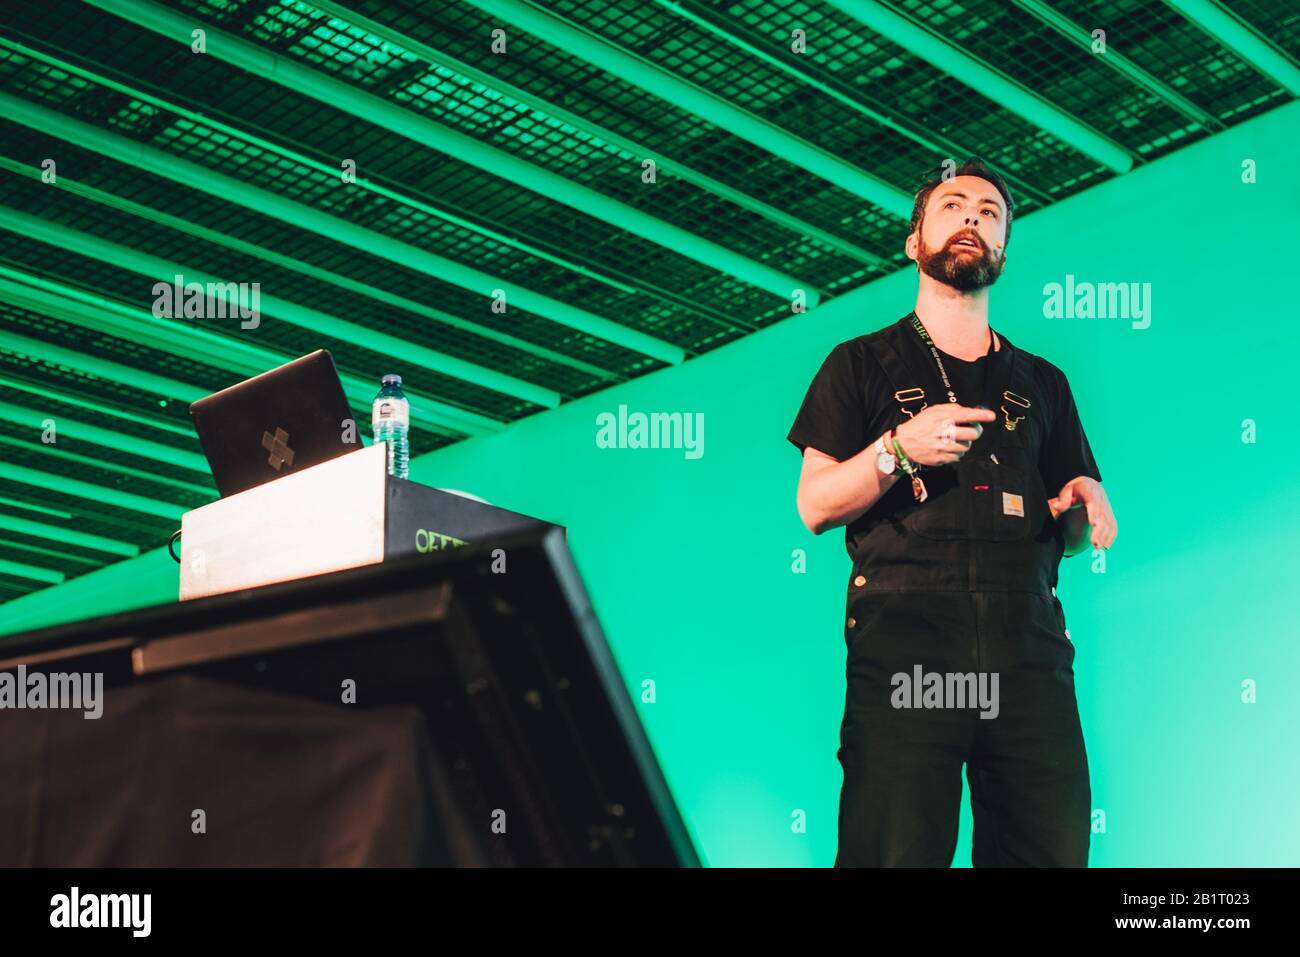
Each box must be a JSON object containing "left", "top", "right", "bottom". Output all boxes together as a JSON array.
[{"left": 0, "top": 528, "right": 699, "bottom": 867}]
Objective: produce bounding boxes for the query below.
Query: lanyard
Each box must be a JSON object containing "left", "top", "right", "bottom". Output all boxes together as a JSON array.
[
  {"left": 908, "top": 312, "right": 1030, "bottom": 432},
  {"left": 908, "top": 311, "right": 989, "bottom": 405},
  {"left": 896, "top": 313, "right": 989, "bottom": 504}
]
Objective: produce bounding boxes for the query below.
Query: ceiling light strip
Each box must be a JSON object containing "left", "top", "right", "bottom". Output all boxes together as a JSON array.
[
  {"left": 0, "top": 401, "right": 210, "bottom": 474},
  {"left": 0, "top": 435, "right": 213, "bottom": 498},
  {"left": 0, "top": 461, "right": 185, "bottom": 520},
  {"left": 0, "top": 152, "right": 616, "bottom": 384},
  {"left": 84, "top": 0, "right": 813, "bottom": 312},
  {"left": 0, "top": 267, "right": 499, "bottom": 438},
  {"left": 0, "top": 558, "right": 65, "bottom": 585},
  {"left": 461, "top": 0, "right": 915, "bottom": 216},
  {"left": 0, "top": 89, "right": 683, "bottom": 366},
  {"left": 1164, "top": 0, "right": 1300, "bottom": 96},
  {"left": 0, "top": 512, "right": 139, "bottom": 557},
  {"left": 823, "top": 0, "right": 1134, "bottom": 173},
  {"left": 307, "top": 0, "right": 888, "bottom": 270}
]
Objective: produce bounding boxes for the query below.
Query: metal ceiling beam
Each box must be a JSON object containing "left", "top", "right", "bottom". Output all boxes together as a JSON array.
[
  {"left": 1011, "top": 0, "right": 1224, "bottom": 133},
  {"left": 0, "top": 461, "right": 184, "bottom": 520},
  {"left": 0, "top": 434, "right": 214, "bottom": 498},
  {"left": 0, "top": 325, "right": 207, "bottom": 406},
  {"left": 822, "top": 0, "right": 1135, "bottom": 174},
  {"left": 0, "top": 400, "right": 209, "bottom": 474},
  {"left": 0, "top": 558, "right": 64, "bottom": 586},
  {"left": 0, "top": 92, "right": 685, "bottom": 368},
  {"left": 653, "top": 0, "right": 1055, "bottom": 209},
  {"left": 461, "top": 0, "right": 913, "bottom": 218},
  {"left": 84, "top": 0, "right": 817, "bottom": 310},
  {"left": 306, "top": 0, "right": 889, "bottom": 271},
  {"left": 1, "top": 495, "right": 160, "bottom": 549},
  {"left": 0, "top": 152, "right": 615, "bottom": 386},
  {"left": 0, "top": 496, "right": 72, "bottom": 520},
  {"left": 0, "top": 538, "right": 104, "bottom": 567},
  {"left": 0, "top": 371, "right": 194, "bottom": 439},
  {"left": 0, "top": 267, "right": 500, "bottom": 438},
  {"left": 0, "top": 513, "right": 139, "bottom": 557},
  {"left": 0, "top": 206, "right": 559, "bottom": 411},
  {"left": 0, "top": 274, "right": 494, "bottom": 439},
  {"left": 0, "top": 38, "right": 647, "bottom": 377},
  {"left": 1164, "top": 0, "right": 1300, "bottom": 96}
]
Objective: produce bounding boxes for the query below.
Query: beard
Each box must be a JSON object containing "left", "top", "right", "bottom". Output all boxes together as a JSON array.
[{"left": 916, "top": 231, "right": 1005, "bottom": 292}]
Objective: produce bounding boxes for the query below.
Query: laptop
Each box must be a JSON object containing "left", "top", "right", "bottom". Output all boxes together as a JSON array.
[{"left": 190, "top": 349, "right": 363, "bottom": 497}]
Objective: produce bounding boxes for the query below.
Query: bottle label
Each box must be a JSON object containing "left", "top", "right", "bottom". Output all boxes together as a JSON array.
[{"left": 372, "top": 399, "right": 409, "bottom": 429}]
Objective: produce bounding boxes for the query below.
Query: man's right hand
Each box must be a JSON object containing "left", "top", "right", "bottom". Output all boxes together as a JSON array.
[{"left": 894, "top": 404, "right": 997, "bottom": 466}]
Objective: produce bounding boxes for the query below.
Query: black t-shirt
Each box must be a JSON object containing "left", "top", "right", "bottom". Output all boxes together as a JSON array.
[
  {"left": 787, "top": 319, "right": 1102, "bottom": 525},
  {"left": 931, "top": 343, "right": 991, "bottom": 412}
]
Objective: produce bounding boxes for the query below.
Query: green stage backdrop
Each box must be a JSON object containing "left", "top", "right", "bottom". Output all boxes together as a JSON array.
[{"left": 3, "top": 100, "right": 1298, "bottom": 867}]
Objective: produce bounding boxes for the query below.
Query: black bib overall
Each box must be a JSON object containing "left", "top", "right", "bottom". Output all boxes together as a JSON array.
[{"left": 835, "top": 323, "right": 1091, "bottom": 867}]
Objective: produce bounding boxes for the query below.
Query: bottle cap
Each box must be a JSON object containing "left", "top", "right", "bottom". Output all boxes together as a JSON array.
[{"left": 381, "top": 374, "right": 402, "bottom": 388}]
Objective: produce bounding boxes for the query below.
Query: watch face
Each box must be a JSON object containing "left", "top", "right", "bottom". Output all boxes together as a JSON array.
[{"left": 877, "top": 450, "right": 895, "bottom": 474}]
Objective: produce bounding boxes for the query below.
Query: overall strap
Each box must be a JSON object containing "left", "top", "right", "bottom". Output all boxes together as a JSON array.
[
  {"left": 866, "top": 331, "right": 929, "bottom": 421},
  {"left": 996, "top": 342, "right": 1035, "bottom": 435}
]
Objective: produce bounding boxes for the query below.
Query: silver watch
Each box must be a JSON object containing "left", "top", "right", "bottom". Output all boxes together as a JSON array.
[{"left": 874, "top": 434, "right": 897, "bottom": 475}]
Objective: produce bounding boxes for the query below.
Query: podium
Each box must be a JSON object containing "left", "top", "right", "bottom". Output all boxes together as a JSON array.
[
  {"left": 180, "top": 442, "right": 560, "bottom": 600},
  {"left": 0, "top": 527, "right": 699, "bottom": 867}
]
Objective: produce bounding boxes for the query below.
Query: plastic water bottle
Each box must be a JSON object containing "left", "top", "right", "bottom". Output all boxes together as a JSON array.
[{"left": 372, "top": 374, "right": 409, "bottom": 479}]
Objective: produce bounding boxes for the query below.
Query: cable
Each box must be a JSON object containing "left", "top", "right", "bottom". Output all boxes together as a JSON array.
[{"left": 168, "top": 528, "right": 182, "bottom": 564}]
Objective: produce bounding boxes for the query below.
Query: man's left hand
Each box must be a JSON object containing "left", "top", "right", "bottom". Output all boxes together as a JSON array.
[{"left": 1047, "top": 477, "right": 1117, "bottom": 551}]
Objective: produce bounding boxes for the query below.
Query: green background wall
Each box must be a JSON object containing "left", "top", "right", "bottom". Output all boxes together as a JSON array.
[{"left": 3, "top": 100, "right": 1298, "bottom": 866}]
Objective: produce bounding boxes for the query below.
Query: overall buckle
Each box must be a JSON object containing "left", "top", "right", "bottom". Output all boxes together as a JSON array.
[
  {"left": 1001, "top": 390, "right": 1030, "bottom": 431},
  {"left": 894, "top": 387, "right": 928, "bottom": 419}
]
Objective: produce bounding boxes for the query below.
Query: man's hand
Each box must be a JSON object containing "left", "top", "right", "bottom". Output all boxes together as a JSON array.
[
  {"left": 1048, "top": 477, "right": 1116, "bottom": 554},
  {"left": 894, "top": 403, "right": 997, "bottom": 466}
]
